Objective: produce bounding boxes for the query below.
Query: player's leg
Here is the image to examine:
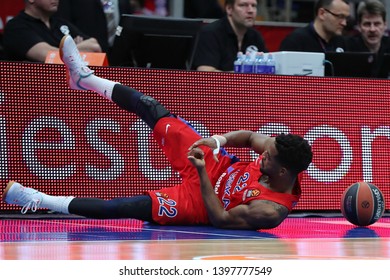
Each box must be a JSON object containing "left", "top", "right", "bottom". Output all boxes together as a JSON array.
[
  {"left": 68, "top": 196, "right": 152, "bottom": 220},
  {"left": 60, "top": 35, "right": 170, "bottom": 129},
  {"left": 112, "top": 84, "right": 170, "bottom": 129},
  {"left": 152, "top": 117, "right": 203, "bottom": 176},
  {"left": 59, "top": 35, "right": 236, "bottom": 177},
  {"left": 2, "top": 181, "right": 153, "bottom": 221}
]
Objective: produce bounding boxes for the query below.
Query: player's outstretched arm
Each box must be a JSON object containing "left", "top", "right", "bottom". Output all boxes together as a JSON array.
[
  {"left": 218, "top": 201, "right": 289, "bottom": 230},
  {"left": 189, "top": 130, "right": 274, "bottom": 159},
  {"left": 220, "top": 130, "right": 274, "bottom": 155}
]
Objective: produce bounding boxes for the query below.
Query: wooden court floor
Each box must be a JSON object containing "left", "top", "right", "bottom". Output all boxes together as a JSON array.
[{"left": 0, "top": 215, "right": 389, "bottom": 260}]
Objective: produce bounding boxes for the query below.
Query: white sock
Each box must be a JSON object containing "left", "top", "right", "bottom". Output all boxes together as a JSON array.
[
  {"left": 40, "top": 194, "right": 75, "bottom": 214},
  {"left": 78, "top": 74, "right": 119, "bottom": 101}
]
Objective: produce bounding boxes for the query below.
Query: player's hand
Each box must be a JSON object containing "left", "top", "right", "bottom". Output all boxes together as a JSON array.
[
  {"left": 187, "top": 147, "right": 206, "bottom": 169},
  {"left": 189, "top": 138, "right": 219, "bottom": 162},
  {"left": 73, "top": 35, "right": 84, "bottom": 44}
]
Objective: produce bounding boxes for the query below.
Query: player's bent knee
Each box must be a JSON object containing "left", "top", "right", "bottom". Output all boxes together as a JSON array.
[{"left": 137, "top": 96, "right": 170, "bottom": 128}]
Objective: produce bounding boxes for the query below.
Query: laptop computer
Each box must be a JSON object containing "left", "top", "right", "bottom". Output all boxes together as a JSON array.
[
  {"left": 377, "top": 53, "right": 390, "bottom": 79},
  {"left": 324, "top": 52, "right": 376, "bottom": 78}
]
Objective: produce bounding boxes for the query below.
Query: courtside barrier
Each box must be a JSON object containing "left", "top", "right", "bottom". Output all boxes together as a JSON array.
[{"left": 1, "top": 62, "right": 389, "bottom": 211}]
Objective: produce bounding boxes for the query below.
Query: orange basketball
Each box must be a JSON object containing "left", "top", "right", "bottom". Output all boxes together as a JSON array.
[{"left": 341, "top": 182, "right": 385, "bottom": 226}]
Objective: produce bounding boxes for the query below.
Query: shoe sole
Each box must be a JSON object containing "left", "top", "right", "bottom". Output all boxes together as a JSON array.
[
  {"left": 59, "top": 35, "right": 67, "bottom": 63},
  {"left": 59, "top": 36, "right": 72, "bottom": 88},
  {"left": 2, "top": 181, "right": 16, "bottom": 202}
]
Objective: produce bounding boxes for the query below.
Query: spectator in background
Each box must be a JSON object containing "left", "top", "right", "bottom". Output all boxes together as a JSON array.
[
  {"left": 192, "top": 0, "right": 267, "bottom": 72},
  {"left": 3, "top": 0, "right": 101, "bottom": 62},
  {"left": 56, "top": 0, "right": 133, "bottom": 54},
  {"left": 279, "top": 0, "right": 350, "bottom": 52},
  {"left": 345, "top": 0, "right": 390, "bottom": 77},
  {"left": 184, "top": 0, "right": 225, "bottom": 19}
]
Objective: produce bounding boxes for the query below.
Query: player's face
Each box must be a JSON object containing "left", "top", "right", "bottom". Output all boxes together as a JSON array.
[
  {"left": 260, "top": 143, "right": 282, "bottom": 177},
  {"left": 227, "top": 0, "right": 258, "bottom": 28},
  {"left": 359, "top": 14, "right": 386, "bottom": 50}
]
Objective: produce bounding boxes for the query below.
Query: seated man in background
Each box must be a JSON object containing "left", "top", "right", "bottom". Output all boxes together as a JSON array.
[
  {"left": 56, "top": 0, "right": 134, "bottom": 55},
  {"left": 345, "top": 0, "right": 390, "bottom": 77},
  {"left": 3, "top": 0, "right": 101, "bottom": 62},
  {"left": 279, "top": 0, "right": 350, "bottom": 52},
  {"left": 192, "top": 0, "right": 268, "bottom": 72}
]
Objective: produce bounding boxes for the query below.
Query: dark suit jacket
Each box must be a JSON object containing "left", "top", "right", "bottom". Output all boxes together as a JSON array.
[{"left": 56, "top": 0, "right": 133, "bottom": 52}]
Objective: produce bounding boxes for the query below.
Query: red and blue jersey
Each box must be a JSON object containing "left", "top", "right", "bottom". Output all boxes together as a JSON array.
[
  {"left": 147, "top": 116, "right": 301, "bottom": 225},
  {"left": 215, "top": 157, "right": 301, "bottom": 212}
]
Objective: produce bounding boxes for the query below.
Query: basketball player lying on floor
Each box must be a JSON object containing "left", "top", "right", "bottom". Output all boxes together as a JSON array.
[{"left": 2, "top": 35, "right": 313, "bottom": 230}]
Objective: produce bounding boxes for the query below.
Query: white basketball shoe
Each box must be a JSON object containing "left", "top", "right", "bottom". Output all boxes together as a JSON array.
[
  {"left": 59, "top": 35, "right": 94, "bottom": 90},
  {"left": 2, "top": 181, "right": 44, "bottom": 214}
]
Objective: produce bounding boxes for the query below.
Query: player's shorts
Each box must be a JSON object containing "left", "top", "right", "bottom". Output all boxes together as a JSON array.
[{"left": 146, "top": 116, "right": 239, "bottom": 225}]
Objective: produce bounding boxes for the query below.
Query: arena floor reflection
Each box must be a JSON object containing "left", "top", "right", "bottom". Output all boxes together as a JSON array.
[{"left": 0, "top": 216, "right": 389, "bottom": 259}]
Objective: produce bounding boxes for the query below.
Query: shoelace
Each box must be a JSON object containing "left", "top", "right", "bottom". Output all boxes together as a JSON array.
[{"left": 21, "top": 199, "right": 41, "bottom": 214}]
